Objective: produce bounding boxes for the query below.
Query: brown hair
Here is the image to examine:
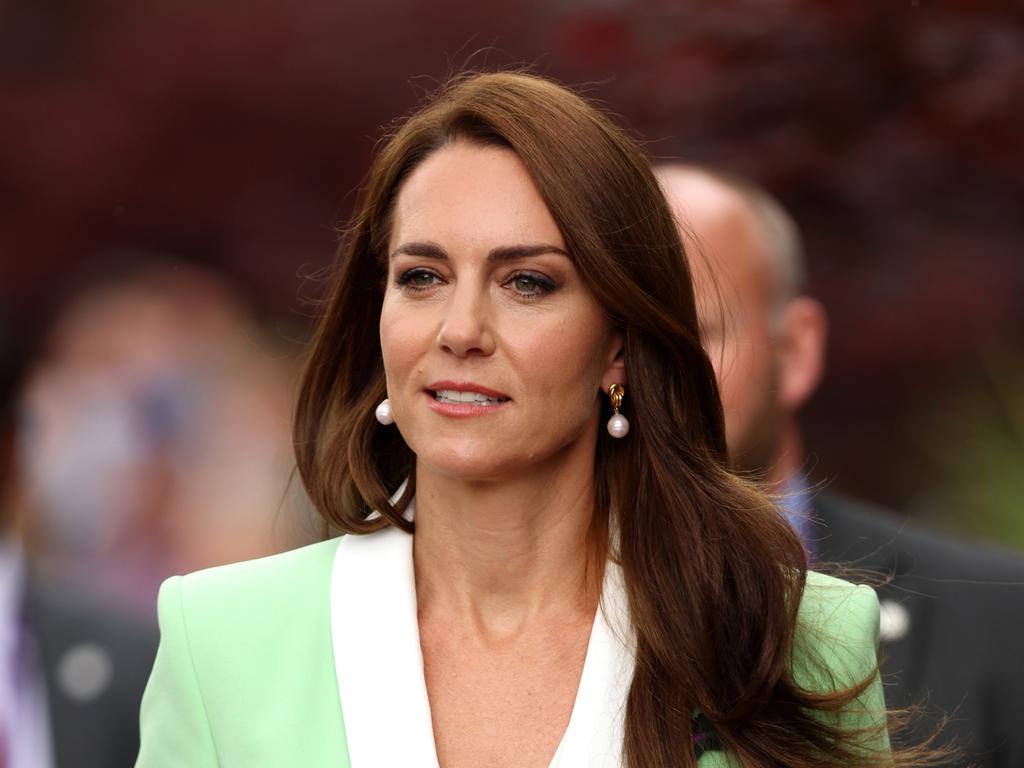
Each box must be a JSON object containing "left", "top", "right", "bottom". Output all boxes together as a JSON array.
[{"left": 295, "top": 71, "right": 895, "bottom": 766}]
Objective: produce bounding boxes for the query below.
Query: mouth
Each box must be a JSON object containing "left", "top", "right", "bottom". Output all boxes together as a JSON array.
[
  {"left": 424, "top": 381, "right": 512, "bottom": 413},
  {"left": 429, "top": 388, "right": 511, "bottom": 407}
]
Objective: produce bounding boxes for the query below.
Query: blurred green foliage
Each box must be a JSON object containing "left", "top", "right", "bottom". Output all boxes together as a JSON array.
[{"left": 918, "top": 351, "right": 1024, "bottom": 551}]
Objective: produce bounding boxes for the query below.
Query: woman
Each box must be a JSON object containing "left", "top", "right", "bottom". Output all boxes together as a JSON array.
[{"left": 136, "top": 72, "right": 892, "bottom": 767}]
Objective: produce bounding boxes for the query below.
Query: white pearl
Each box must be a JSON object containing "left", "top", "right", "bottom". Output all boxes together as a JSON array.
[
  {"left": 606, "top": 413, "right": 629, "bottom": 438},
  {"left": 375, "top": 399, "right": 394, "bottom": 425}
]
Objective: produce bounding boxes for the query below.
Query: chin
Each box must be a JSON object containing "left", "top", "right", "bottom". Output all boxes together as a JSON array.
[
  {"left": 413, "top": 439, "right": 529, "bottom": 483},
  {"left": 420, "top": 454, "right": 512, "bottom": 483}
]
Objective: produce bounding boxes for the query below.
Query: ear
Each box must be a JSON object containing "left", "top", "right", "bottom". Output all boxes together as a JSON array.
[
  {"left": 600, "top": 329, "right": 627, "bottom": 393},
  {"left": 777, "top": 297, "right": 827, "bottom": 411}
]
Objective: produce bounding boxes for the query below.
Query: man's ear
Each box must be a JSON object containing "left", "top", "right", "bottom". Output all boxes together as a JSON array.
[
  {"left": 600, "top": 330, "right": 627, "bottom": 393},
  {"left": 777, "top": 297, "right": 827, "bottom": 412}
]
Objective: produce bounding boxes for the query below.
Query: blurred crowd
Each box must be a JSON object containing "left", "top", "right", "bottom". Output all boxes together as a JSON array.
[{"left": 10, "top": 258, "right": 315, "bottom": 616}]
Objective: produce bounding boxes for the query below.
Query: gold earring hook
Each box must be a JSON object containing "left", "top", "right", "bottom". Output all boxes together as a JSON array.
[{"left": 609, "top": 383, "right": 625, "bottom": 413}]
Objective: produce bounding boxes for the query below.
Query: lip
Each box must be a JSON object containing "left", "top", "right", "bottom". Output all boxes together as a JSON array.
[{"left": 424, "top": 380, "right": 512, "bottom": 418}]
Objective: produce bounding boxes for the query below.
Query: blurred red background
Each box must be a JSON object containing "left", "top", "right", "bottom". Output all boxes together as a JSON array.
[{"left": 2, "top": 0, "right": 1022, "bottom": 556}]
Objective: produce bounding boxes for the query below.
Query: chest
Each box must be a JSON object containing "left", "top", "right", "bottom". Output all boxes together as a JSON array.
[
  {"left": 331, "top": 530, "right": 638, "bottom": 767},
  {"left": 420, "top": 618, "right": 592, "bottom": 768}
]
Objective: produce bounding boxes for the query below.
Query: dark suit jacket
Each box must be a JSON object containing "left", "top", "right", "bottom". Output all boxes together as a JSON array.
[
  {"left": 813, "top": 493, "right": 1024, "bottom": 768},
  {"left": 24, "top": 574, "right": 158, "bottom": 768}
]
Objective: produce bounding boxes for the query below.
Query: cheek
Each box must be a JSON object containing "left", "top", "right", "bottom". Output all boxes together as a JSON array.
[
  {"left": 721, "top": 335, "right": 774, "bottom": 420},
  {"left": 513, "top": 312, "right": 608, "bottom": 416},
  {"left": 711, "top": 336, "right": 753, "bottom": 429},
  {"left": 379, "top": 299, "right": 424, "bottom": 389}
]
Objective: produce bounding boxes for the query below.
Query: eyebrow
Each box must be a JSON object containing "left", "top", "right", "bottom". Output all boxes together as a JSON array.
[{"left": 390, "top": 241, "right": 570, "bottom": 263}]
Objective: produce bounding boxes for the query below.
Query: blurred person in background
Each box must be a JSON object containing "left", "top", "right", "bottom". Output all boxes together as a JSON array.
[
  {"left": 0, "top": 301, "right": 156, "bottom": 768},
  {"left": 655, "top": 163, "right": 1024, "bottom": 767},
  {"left": 17, "top": 256, "right": 311, "bottom": 617}
]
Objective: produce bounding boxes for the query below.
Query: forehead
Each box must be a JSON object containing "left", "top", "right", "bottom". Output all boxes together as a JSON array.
[{"left": 388, "top": 141, "right": 565, "bottom": 253}]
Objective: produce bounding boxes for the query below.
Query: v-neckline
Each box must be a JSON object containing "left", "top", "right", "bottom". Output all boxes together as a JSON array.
[{"left": 329, "top": 509, "right": 634, "bottom": 767}]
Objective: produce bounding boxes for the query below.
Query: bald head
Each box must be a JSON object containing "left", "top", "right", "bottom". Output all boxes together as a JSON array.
[
  {"left": 656, "top": 164, "right": 805, "bottom": 315},
  {"left": 655, "top": 164, "right": 826, "bottom": 483}
]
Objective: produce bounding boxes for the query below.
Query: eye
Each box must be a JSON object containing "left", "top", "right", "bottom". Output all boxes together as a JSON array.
[
  {"left": 395, "top": 268, "right": 442, "bottom": 293},
  {"left": 504, "top": 271, "right": 557, "bottom": 299}
]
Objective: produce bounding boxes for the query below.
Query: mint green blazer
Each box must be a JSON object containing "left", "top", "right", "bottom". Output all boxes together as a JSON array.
[{"left": 135, "top": 536, "right": 889, "bottom": 767}]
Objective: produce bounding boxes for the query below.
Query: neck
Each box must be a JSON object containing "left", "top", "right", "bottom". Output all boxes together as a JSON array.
[
  {"left": 766, "top": 419, "right": 806, "bottom": 489},
  {"left": 412, "top": 454, "right": 601, "bottom": 640}
]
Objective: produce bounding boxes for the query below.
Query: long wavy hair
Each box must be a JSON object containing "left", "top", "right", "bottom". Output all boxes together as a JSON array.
[{"left": 294, "top": 71, "right": 892, "bottom": 767}]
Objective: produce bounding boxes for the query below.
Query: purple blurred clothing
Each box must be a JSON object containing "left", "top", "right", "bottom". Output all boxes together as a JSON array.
[
  {"left": 0, "top": 538, "right": 54, "bottom": 768},
  {"left": 780, "top": 475, "right": 815, "bottom": 561}
]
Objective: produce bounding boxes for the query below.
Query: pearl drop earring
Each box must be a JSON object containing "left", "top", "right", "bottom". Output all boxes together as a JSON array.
[
  {"left": 375, "top": 398, "right": 394, "bottom": 425},
  {"left": 606, "top": 384, "right": 629, "bottom": 438}
]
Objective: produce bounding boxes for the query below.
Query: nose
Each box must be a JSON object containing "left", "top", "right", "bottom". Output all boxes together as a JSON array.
[{"left": 435, "top": 282, "right": 495, "bottom": 358}]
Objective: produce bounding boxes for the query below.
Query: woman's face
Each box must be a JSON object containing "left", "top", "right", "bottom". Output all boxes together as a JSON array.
[{"left": 379, "top": 141, "right": 623, "bottom": 482}]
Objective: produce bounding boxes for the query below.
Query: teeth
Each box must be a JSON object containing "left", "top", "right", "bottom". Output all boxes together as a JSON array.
[{"left": 435, "top": 389, "right": 506, "bottom": 405}]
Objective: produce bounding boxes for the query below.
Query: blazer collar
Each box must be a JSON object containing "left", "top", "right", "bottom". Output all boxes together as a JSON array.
[{"left": 330, "top": 500, "right": 634, "bottom": 767}]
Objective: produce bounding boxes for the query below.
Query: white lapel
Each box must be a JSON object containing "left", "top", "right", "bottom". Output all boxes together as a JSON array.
[
  {"left": 549, "top": 561, "right": 635, "bottom": 767},
  {"left": 330, "top": 510, "right": 440, "bottom": 767},
  {"left": 330, "top": 500, "right": 635, "bottom": 768}
]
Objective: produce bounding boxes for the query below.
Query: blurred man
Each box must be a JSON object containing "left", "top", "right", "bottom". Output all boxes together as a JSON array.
[
  {"left": 0, "top": 302, "right": 156, "bottom": 768},
  {"left": 656, "top": 164, "right": 1024, "bottom": 766}
]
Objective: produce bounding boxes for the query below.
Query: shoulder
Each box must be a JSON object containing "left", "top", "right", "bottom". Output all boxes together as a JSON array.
[
  {"left": 797, "top": 571, "right": 878, "bottom": 646},
  {"left": 170, "top": 537, "right": 340, "bottom": 612},
  {"left": 790, "top": 572, "right": 891, "bottom": 754},
  {"left": 139, "top": 540, "right": 346, "bottom": 765},
  {"left": 158, "top": 537, "right": 341, "bottom": 649},
  {"left": 792, "top": 571, "right": 880, "bottom": 690},
  {"left": 154, "top": 537, "right": 341, "bottom": 674}
]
